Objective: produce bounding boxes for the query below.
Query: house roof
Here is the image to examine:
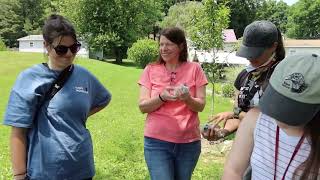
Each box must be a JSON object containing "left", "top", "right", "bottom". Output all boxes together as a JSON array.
[
  {"left": 284, "top": 39, "right": 320, "bottom": 47},
  {"left": 223, "top": 29, "right": 237, "bottom": 43},
  {"left": 17, "top": 35, "right": 43, "bottom": 41}
]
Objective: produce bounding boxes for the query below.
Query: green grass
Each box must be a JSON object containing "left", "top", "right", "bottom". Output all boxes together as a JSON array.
[{"left": 0, "top": 51, "right": 233, "bottom": 180}]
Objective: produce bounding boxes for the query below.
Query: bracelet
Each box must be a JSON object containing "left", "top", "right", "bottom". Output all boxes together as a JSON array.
[
  {"left": 13, "top": 173, "right": 27, "bottom": 180},
  {"left": 14, "top": 172, "right": 26, "bottom": 176},
  {"left": 159, "top": 94, "right": 166, "bottom": 102}
]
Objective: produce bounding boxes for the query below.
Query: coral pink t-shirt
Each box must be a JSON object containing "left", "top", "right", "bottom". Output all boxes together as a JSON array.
[{"left": 138, "top": 62, "right": 208, "bottom": 143}]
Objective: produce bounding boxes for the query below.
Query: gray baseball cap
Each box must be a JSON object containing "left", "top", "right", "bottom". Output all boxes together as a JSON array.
[
  {"left": 236, "top": 20, "right": 278, "bottom": 61},
  {"left": 259, "top": 53, "right": 320, "bottom": 126}
]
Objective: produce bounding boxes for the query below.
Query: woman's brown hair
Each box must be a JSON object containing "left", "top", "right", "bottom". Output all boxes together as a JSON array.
[
  {"left": 294, "top": 111, "right": 320, "bottom": 179},
  {"left": 156, "top": 27, "right": 188, "bottom": 64}
]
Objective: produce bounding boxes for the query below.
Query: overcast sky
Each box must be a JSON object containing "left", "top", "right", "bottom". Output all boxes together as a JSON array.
[{"left": 280, "top": 0, "right": 298, "bottom": 5}]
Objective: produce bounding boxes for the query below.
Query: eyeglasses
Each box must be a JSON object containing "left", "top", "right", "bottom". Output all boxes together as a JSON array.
[{"left": 53, "top": 42, "right": 81, "bottom": 56}]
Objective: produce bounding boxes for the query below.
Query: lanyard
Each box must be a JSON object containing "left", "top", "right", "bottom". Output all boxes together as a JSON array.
[{"left": 274, "top": 126, "right": 305, "bottom": 180}]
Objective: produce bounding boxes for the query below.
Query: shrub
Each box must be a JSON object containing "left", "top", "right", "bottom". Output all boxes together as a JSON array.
[
  {"left": 222, "top": 83, "right": 235, "bottom": 98},
  {"left": 0, "top": 38, "right": 6, "bottom": 51},
  {"left": 127, "top": 39, "right": 158, "bottom": 68}
]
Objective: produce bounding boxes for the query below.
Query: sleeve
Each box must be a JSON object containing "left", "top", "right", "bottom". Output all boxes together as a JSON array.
[
  {"left": 3, "top": 73, "right": 39, "bottom": 128},
  {"left": 195, "top": 63, "right": 208, "bottom": 87},
  {"left": 234, "top": 69, "right": 248, "bottom": 90},
  {"left": 137, "top": 65, "right": 152, "bottom": 89},
  {"left": 90, "top": 75, "right": 112, "bottom": 109}
]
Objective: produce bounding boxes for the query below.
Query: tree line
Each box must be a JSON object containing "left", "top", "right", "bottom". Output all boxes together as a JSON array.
[{"left": 0, "top": 0, "right": 319, "bottom": 63}]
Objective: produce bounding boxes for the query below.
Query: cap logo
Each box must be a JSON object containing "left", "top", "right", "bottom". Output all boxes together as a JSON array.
[{"left": 282, "top": 73, "right": 307, "bottom": 93}]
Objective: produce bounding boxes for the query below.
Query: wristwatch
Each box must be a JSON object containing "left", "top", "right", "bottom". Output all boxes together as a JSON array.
[{"left": 233, "top": 107, "right": 242, "bottom": 119}]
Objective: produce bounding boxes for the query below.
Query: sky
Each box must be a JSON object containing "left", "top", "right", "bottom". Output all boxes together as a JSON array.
[{"left": 280, "top": 0, "right": 298, "bottom": 5}]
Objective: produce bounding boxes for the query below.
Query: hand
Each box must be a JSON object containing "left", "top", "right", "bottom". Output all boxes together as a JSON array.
[
  {"left": 201, "top": 124, "right": 221, "bottom": 141},
  {"left": 160, "top": 86, "right": 178, "bottom": 101},
  {"left": 208, "top": 111, "right": 234, "bottom": 128},
  {"left": 174, "top": 84, "right": 190, "bottom": 101}
]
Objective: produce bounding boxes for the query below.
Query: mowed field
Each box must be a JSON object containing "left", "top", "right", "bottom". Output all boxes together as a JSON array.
[{"left": 0, "top": 51, "right": 233, "bottom": 180}]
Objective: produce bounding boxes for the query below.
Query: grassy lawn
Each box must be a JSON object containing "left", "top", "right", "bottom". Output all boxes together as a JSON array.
[{"left": 0, "top": 51, "right": 233, "bottom": 180}]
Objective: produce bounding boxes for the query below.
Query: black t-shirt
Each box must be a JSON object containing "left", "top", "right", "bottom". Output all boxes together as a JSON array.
[
  {"left": 234, "top": 69, "right": 249, "bottom": 91},
  {"left": 234, "top": 64, "right": 277, "bottom": 112}
]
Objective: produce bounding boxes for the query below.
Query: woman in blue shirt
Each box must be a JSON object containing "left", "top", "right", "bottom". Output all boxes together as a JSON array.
[{"left": 4, "top": 14, "right": 111, "bottom": 180}]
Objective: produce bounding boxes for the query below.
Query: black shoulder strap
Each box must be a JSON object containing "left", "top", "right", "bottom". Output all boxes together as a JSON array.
[
  {"left": 33, "top": 64, "right": 74, "bottom": 122},
  {"left": 43, "top": 63, "right": 74, "bottom": 101}
]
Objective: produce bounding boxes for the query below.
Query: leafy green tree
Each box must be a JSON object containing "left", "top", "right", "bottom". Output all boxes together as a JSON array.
[
  {"left": 287, "top": 0, "right": 320, "bottom": 39},
  {"left": 18, "top": 0, "right": 46, "bottom": 35},
  {"left": 189, "top": 0, "right": 230, "bottom": 114},
  {"left": 160, "top": 1, "right": 202, "bottom": 35},
  {"left": 0, "top": 0, "right": 25, "bottom": 47},
  {"left": 227, "top": 0, "right": 264, "bottom": 38},
  {"left": 77, "top": 0, "right": 163, "bottom": 63},
  {"left": 42, "top": 0, "right": 83, "bottom": 30},
  {"left": 256, "top": 0, "right": 289, "bottom": 33},
  {"left": 160, "top": 0, "right": 201, "bottom": 15}
]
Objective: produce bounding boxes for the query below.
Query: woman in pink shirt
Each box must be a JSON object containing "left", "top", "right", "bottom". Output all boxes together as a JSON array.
[{"left": 138, "top": 27, "right": 208, "bottom": 180}]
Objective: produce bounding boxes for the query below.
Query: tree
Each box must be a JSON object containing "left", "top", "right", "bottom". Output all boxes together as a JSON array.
[
  {"left": 189, "top": 0, "right": 230, "bottom": 115},
  {"left": 0, "top": 0, "right": 25, "bottom": 47},
  {"left": 77, "top": 0, "right": 163, "bottom": 63},
  {"left": 160, "top": 0, "right": 201, "bottom": 15},
  {"left": 18, "top": 0, "right": 46, "bottom": 35},
  {"left": 256, "top": 0, "right": 289, "bottom": 33},
  {"left": 0, "top": 0, "right": 51, "bottom": 47},
  {"left": 160, "top": 1, "right": 202, "bottom": 35},
  {"left": 227, "top": 0, "right": 264, "bottom": 38},
  {"left": 287, "top": 0, "right": 320, "bottom": 39}
]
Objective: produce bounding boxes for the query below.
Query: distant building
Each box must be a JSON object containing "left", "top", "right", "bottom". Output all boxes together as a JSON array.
[
  {"left": 222, "top": 29, "right": 238, "bottom": 52},
  {"left": 188, "top": 29, "right": 248, "bottom": 65},
  {"left": 17, "top": 35, "right": 44, "bottom": 53},
  {"left": 284, "top": 39, "right": 320, "bottom": 56},
  {"left": 17, "top": 35, "right": 89, "bottom": 58}
]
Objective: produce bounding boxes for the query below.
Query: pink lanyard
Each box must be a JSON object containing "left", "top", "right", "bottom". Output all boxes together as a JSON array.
[{"left": 274, "top": 126, "right": 305, "bottom": 180}]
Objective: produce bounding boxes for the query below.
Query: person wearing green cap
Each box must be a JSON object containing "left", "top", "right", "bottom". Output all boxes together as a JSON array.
[
  {"left": 202, "top": 20, "right": 285, "bottom": 141},
  {"left": 223, "top": 53, "right": 320, "bottom": 180}
]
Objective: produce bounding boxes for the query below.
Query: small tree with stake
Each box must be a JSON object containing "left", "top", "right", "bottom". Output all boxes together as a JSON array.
[{"left": 189, "top": 0, "right": 230, "bottom": 115}]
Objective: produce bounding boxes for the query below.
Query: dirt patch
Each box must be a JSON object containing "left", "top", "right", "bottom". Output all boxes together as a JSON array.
[{"left": 200, "top": 138, "right": 233, "bottom": 164}]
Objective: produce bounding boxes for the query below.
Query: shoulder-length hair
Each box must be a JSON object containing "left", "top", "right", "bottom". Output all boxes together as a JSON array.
[{"left": 156, "top": 27, "right": 188, "bottom": 64}]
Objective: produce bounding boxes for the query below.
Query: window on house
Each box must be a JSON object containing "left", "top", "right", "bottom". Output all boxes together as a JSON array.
[{"left": 30, "top": 42, "right": 34, "bottom": 47}]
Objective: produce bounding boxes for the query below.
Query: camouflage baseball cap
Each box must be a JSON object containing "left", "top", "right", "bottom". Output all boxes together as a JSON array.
[
  {"left": 259, "top": 53, "right": 320, "bottom": 126},
  {"left": 236, "top": 20, "right": 278, "bottom": 61}
]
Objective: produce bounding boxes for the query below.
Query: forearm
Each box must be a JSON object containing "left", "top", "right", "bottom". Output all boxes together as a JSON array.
[
  {"left": 10, "top": 127, "right": 27, "bottom": 177},
  {"left": 222, "top": 169, "right": 242, "bottom": 180},
  {"left": 139, "top": 95, "right": 164, "bottom": 113},
  {"left": 184, "top": 96, "right": 205, "bottom": 112}
]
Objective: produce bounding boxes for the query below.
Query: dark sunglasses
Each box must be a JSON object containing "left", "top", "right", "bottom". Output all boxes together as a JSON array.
[{"left": 53, "top": 42, "right": 81, "bottom": 56}]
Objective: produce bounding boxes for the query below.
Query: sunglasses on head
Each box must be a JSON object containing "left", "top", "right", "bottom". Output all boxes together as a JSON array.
[{"left": 53, "top": 42, "right": 81, "bottom": 56}]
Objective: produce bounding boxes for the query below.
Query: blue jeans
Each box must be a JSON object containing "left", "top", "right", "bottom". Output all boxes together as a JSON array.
[{"left": 144, "top": 137, "right": 201, "bottom": 180}]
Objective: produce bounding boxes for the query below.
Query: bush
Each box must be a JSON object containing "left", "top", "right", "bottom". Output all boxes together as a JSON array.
[
  {"left": 127, "top": 39, "right": 158, "bottom": 68},
  {"left": 222, "top": 83, "right": 235, "bottom": 98},
  {"left": 0, "top": 38, "right": 6, "bottom": 51}
]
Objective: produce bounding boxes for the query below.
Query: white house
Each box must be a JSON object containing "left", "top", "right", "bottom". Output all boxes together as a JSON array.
[
  {"left": 284, "top": 39, "right": 320, "bottom": 56},
  {"left": 188, "top": 29, "right": 249, "bottom": 65},
  {"left": 18, "top": 35, "right": 44, "bottom": 53},
  {"left": 17, "top": 35, "right": 89, "bottom": 58}
]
